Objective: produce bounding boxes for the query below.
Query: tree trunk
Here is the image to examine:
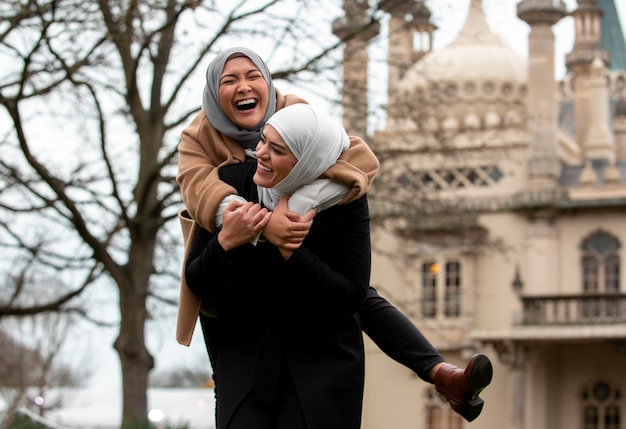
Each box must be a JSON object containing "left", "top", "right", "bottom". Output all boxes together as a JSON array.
[{"left": 114, "top": 270, "right": 155, "bottom": 427}]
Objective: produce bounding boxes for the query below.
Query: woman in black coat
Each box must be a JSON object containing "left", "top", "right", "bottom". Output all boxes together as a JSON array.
[{"left": 186, "top": 104, "right": 369, "bottom": 429}]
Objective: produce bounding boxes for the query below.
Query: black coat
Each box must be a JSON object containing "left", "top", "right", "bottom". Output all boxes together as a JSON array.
[{"left": 186, "top": 162, "right": 370, "bottom": 429}]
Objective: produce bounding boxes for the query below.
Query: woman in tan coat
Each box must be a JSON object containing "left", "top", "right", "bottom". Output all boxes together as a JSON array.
[{"left": 176, "top": 47, "right": 492, "bottom": 423}]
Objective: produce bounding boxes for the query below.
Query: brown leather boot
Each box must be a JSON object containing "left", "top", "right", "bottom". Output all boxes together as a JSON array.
[{"left": 432, "top": 353, "right": 493, "bottom": 422}]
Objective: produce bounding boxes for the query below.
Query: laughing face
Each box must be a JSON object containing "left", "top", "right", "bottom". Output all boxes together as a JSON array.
[
  {"left": 218, "top": 56, "right": 270, "bottom": 130},
  {"left": 253, "top": 124, "right": 298, "bottom": 188}
]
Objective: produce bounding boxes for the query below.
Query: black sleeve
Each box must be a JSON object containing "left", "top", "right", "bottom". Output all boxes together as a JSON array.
[
  {"left": 280, "top": 194, "right": 371, "bottom": 315},
  {"left": 359, "top": 286, "right": 445, "bottom": 382},
  {"left": 185, "top": 162, "right": 257, "bottom": 299},
  {"left": 185, "top": 225, "right": 230, "bottom": 299}
]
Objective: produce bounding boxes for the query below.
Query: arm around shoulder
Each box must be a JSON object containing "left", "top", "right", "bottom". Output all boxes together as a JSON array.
[{"left": 320, "top": 135, "right": 379, "bottom": 205}]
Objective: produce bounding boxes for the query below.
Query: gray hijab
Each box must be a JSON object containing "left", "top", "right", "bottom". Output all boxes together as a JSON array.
[{"left": 202, "top": 47, "right": 277, "bottom": 148}]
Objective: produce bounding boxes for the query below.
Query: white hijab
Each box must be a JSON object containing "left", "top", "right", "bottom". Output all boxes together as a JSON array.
[{"left": 258, "top": 103, "right": 350, "bottom": 213}]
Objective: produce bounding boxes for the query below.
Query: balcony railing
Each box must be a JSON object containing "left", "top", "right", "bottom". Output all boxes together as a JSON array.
[{"left": 521, "top": 294, "right": 626, "bottom": 325}]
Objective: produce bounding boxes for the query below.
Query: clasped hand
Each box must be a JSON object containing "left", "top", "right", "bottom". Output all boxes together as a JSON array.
[
  {"left": 217, "top": 200, "right": 271, "bottom": 251},
  {"left": 217, "top": 197, "right": 315, "bottom": 259}
]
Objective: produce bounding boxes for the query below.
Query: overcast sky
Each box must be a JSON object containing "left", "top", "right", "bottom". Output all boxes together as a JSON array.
[
  {"left": 278, "top": 0, "right": 626, "bottom": 133},
  {"left": 469, "top": 0, "right": 626, "bottom": 78}
]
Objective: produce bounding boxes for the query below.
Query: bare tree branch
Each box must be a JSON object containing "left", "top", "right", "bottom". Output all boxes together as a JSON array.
[{"left": 0, "top": 0, "right": 381, "bottom": 425}]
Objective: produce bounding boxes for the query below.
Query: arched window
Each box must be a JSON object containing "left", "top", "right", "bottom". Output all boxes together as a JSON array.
[
  {"left": 580, "top": 231, "right": 621, "bottom": 293},
  {"left": 580, "top": 381, "right": 622, "bottom": 429},
  {"left": 420, "top": 259, "right": 462, "bottom": 319}
]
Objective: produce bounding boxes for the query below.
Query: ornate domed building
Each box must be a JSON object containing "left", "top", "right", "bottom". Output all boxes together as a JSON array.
[
  {"left": 391, "top": 1, "right": 527, "bottom": 135},
  {"left": 334, "top": 1, "right": 626, "bottom": 428}
]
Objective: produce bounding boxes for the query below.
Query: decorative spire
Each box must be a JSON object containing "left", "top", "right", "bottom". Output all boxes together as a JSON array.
[
  {"left": 450, "top": 0, "right": 503, "bottom": 47},
  {"left": 583, "top": 55, "right": 615, "bottom": 161},
  {"left": 566, "top": 0, "right": 610, "bottom": 72}
]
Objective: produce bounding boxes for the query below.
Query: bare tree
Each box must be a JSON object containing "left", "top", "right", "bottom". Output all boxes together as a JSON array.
[{"left": 0, "top": 0, "right": 382, "bottom": 426}]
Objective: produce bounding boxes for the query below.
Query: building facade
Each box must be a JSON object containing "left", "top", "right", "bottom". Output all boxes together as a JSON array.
[{"left": 336, "top": 1, "right": 626, "bottom": 428}]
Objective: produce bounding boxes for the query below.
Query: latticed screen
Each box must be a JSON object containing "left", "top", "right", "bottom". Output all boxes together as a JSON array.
[{"left": 398, "top": 166, "right": 503, "bottom": 191}]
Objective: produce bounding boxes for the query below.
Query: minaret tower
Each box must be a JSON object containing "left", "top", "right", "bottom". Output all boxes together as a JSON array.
[
  {"left": 517, "top": 0, "right": 568, "bottom": 189},
  {"left": 332, "top": 0, "right": 380, "bottom": 137},
  {"left": 517, "top": 3, "right": 567, "bottom": 369},
  {"left": 379, "top": 0, "right": 436, "bottom": 104},
  {"left": 565, "top": 0, "right": 614, "bottom": 164}
]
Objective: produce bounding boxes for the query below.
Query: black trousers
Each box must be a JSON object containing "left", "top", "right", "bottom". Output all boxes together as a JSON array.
[{"left": 360, "top": 286, "right": 445, "bottom": 382}]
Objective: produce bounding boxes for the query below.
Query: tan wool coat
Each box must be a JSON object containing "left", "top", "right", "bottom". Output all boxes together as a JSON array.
[{"left": 175, "top": 89, "right": 380, "bottom": 346}]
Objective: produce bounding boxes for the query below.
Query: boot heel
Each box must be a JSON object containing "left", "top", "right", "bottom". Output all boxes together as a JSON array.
[
  {"left": 457, "top": 395, "right": 484, "bottom": 422},
  {"left": 432, "top": 354, "right": 493, "bottom": 422}
]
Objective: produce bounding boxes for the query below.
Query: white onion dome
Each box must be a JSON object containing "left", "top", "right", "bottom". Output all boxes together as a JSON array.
[{"left": 394, "top": 0, "right": 527, "bottom": 132}]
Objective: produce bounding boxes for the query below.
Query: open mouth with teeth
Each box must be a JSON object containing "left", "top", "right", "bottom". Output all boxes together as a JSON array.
[
  {"left": 237, "top": 98, "right": 258, "bottom": 111},
  {"left": 258, "top": 163, "right": 272, "bottom": 173}
]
